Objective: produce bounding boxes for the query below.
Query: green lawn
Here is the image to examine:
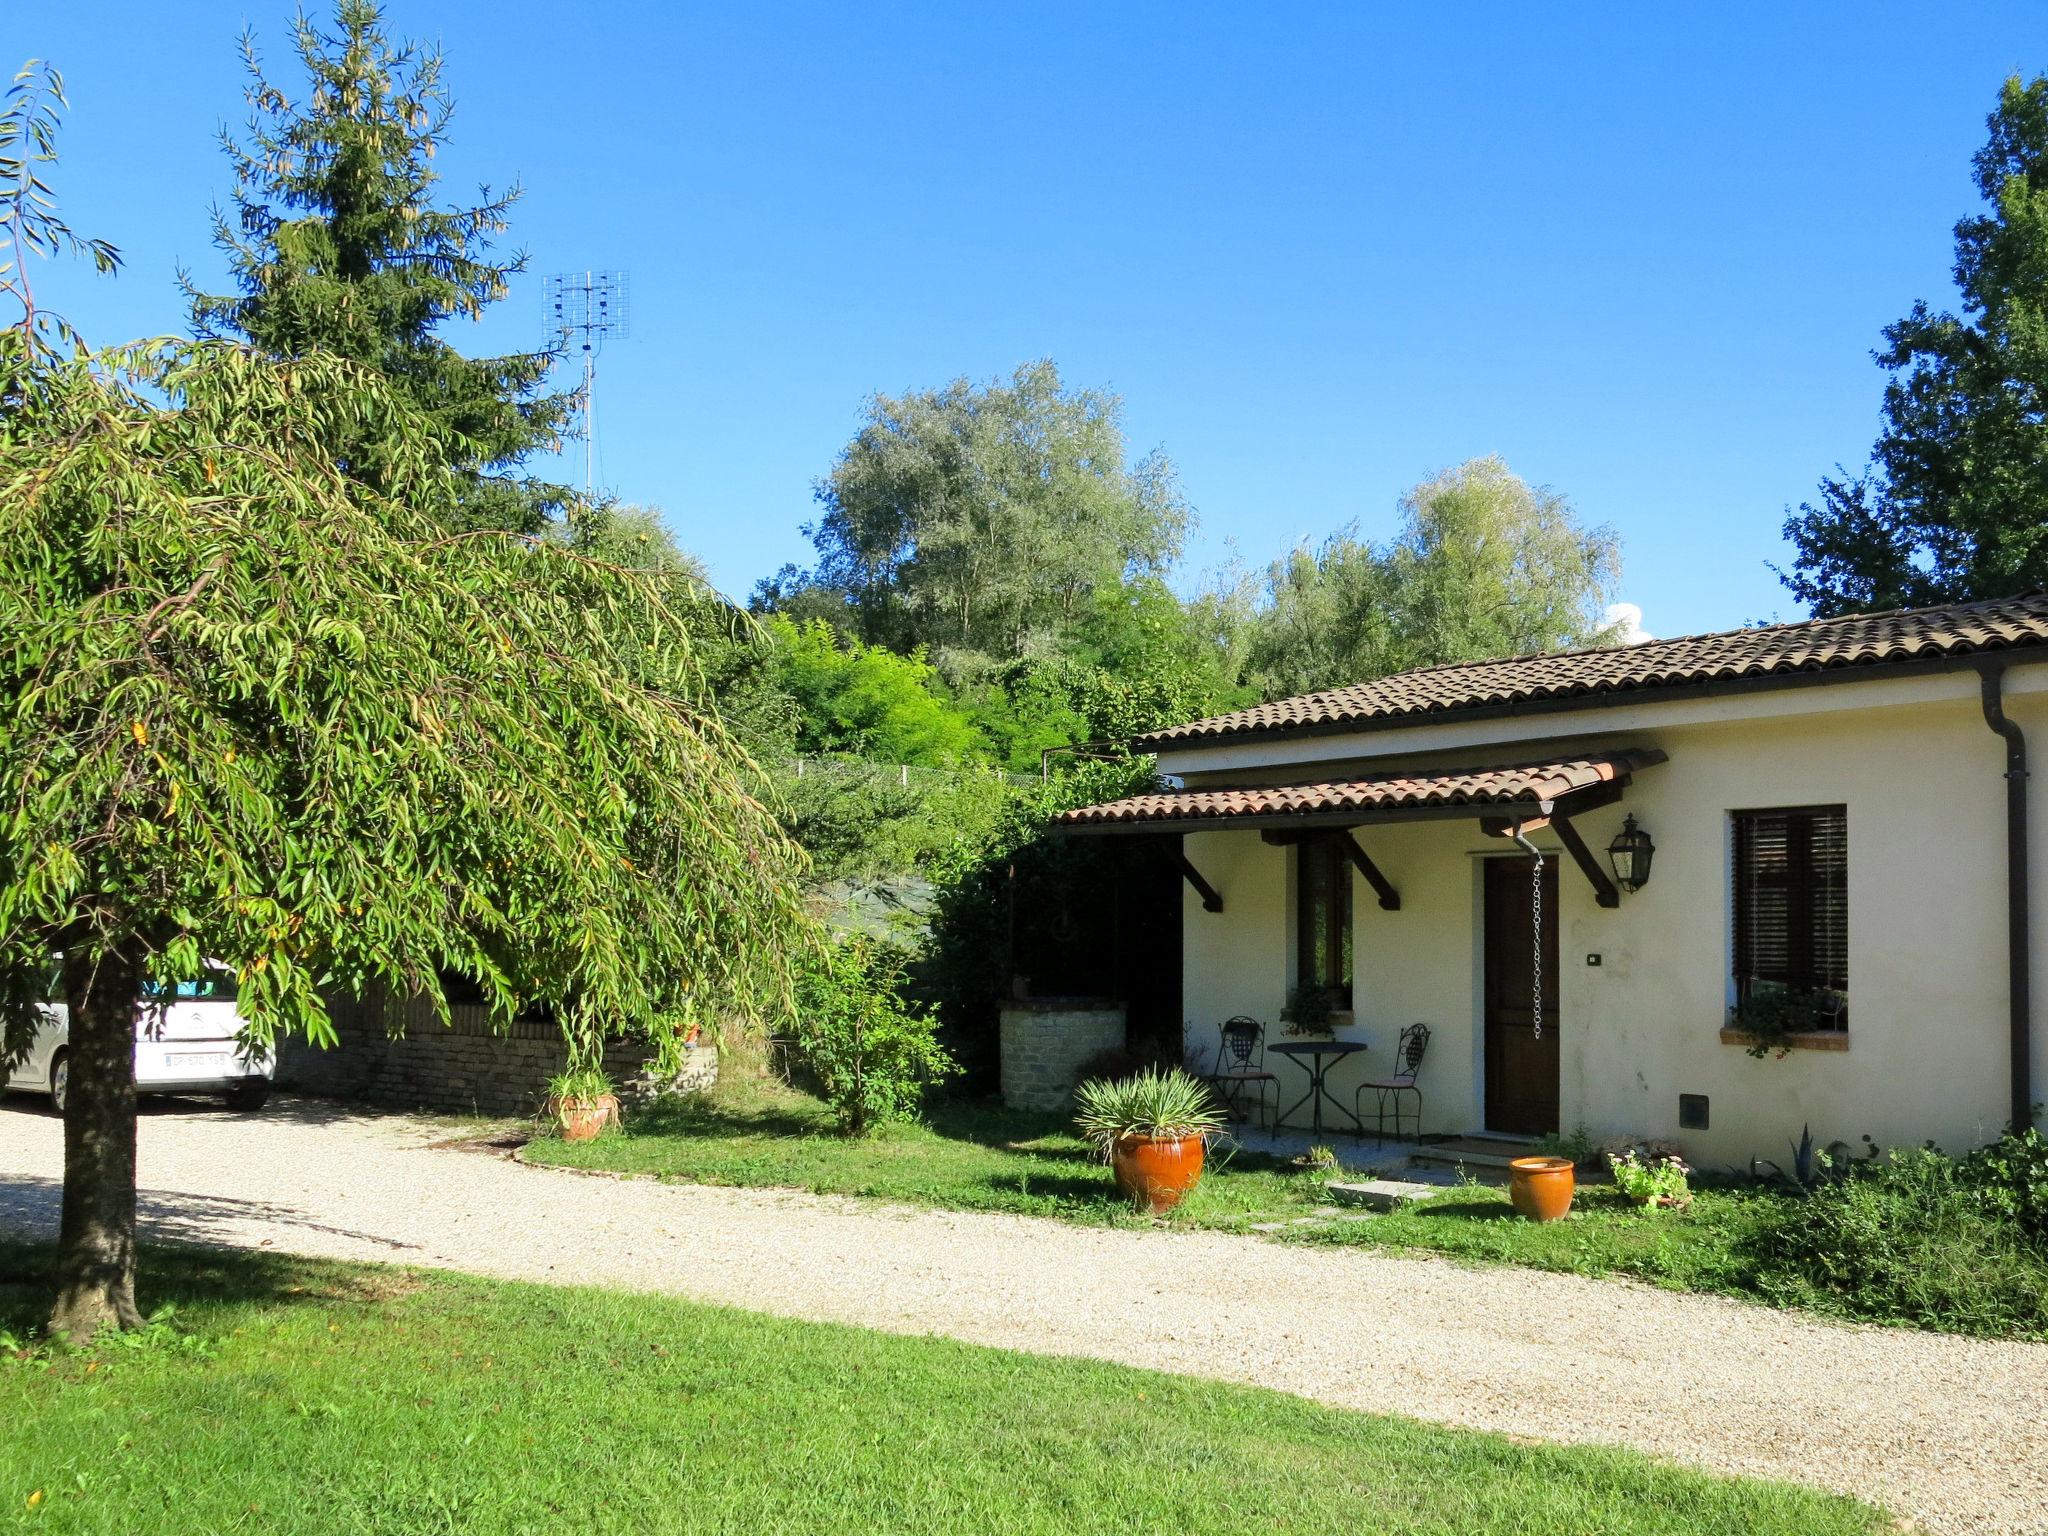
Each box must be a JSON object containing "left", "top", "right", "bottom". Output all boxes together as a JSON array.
[
  {"left": 0, "top": 1241, "right": 1892, "bottom": 1536},
  {"left": 525, "top": 1076, "right": 1323, "bottom": 1229}
]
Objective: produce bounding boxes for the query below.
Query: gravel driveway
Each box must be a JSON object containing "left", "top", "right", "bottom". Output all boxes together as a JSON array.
[{"left": 4, "top": 1093, "right": 2045, "bottom": 1534}]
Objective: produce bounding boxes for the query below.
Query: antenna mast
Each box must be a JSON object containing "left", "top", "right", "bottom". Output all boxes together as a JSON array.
[{"left": 546, "top": 269, "right": 630, "bottom": 502}]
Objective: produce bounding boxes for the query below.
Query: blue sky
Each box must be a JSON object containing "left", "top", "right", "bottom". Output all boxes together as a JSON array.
[{"left": 17, "top": 2, "right": 2048, "bottom": 636}]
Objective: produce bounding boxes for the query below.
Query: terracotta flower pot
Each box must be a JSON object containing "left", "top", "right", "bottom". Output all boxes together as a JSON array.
[
  {"left": 1110, "top": 1133, "right": 1207, "bottom": 1214},
  {"left": 1508, "top": 1155, "right": 1576, "bottom": 1221},
  {"left": 552, "top": 1093, "right": 619, "bottom": 1142}
]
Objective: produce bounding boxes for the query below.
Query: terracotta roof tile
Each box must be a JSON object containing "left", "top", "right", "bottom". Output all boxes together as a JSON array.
[
  {"left": 1137, "top": 592, "right": 2048, "bottom": 749},
  {"left": 1056, "top": 750, "right": 1661, "bottom": 830}
]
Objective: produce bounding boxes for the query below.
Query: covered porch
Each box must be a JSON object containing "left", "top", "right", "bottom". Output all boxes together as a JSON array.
[{"left": 1056, "top": 749, "right": 1666, "bottom": 1142}]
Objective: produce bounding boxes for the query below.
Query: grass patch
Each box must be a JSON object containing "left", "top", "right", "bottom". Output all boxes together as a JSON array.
[
  {"left": 0, "top": 1240, "right": 1891, "bottom": 1535},
  {"left": 525, "top": 1076, "right": 1321, "bottom": 1229},
  {"left": 1288, "top": 1181, "right": 1784, "bottom": 1294}
]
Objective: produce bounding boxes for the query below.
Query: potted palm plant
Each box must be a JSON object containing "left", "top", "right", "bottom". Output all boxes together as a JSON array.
[
  {"left": 1074, "top": 1067, "right": 1226, "bottom": 1215},
  {"left": 545, "top": 1064, "right": 619, "bottom": 1142}
]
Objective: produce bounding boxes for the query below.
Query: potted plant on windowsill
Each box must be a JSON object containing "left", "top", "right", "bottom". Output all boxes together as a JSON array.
[
  {"left": 1280, "top": 983, "right": 1338, "bottom": 1038},
  {"left": 1727, "top": 983, "right": 1845, "bottom": 1059},
  {"left": 545, "top": 1064, "right": 619, "bottom": 1142},
  {"left": 1074, "top": 1067, "right": 1227, "bottom": 1215}
]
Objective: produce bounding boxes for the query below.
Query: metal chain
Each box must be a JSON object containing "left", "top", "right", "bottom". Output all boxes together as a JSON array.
[{"left": 1530, "top": 846, "right": 1545, "bottom": 1042}]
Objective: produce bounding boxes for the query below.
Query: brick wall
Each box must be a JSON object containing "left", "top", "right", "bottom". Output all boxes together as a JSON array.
[
  {"left": 276, "top": 994, "right": 718, "bottom": 1118},
  {"left": 998, "top": 1000, "right": 1126, "bottom": 1112}
]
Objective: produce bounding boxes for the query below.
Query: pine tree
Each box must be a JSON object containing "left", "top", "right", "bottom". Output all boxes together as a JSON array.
[
  {"left": 183, "top": 2, "right": 573, "bottom": 533},
  {"left": 1783, "top": 75, "right": 2048, "bottom": 615}
]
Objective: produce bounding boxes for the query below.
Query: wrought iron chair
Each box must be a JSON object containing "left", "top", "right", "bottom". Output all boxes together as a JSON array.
[
  {"left": 1354, "top": 1023, "right": 1430, "bottom": 1144},
  {"left": 1204, "top": 1016, "right": 1278, "bottom": 1130}
]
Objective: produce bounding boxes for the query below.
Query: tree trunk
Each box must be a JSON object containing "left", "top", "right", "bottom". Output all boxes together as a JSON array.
[{"left": 49, "top": 947, "right": 144, "bottom": 1339}]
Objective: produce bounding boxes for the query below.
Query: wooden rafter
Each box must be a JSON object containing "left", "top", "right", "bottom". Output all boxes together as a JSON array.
[
  {"left": 1258, "top": 826, "right": 1400, "bottom": 911},
  {"left": 1551, "top": 813, "right": 1620, "bottom": 909},
  {"left": 1164, "top": 844, "right": 1223, "bottom": 913},
  {"left": 1340, "top": 834, "right": 1400, "bottom": 911}
]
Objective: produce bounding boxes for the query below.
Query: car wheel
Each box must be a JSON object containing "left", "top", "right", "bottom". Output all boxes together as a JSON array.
[
  {"left": 49, "top": 1051, "right": 68, "bottom": 1117},
  {"left": 224, "top": 1081, "right": 270, "bottom": 1113}
]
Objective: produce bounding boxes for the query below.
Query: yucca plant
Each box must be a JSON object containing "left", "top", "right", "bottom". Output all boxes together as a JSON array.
[{"left": 1074, "top": 1068, "right": 1226, "bottom": 1157}]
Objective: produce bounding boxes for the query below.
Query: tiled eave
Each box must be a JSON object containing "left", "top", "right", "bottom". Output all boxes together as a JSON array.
[
  {"left": 1054, "top": 750, "right": 1664, "bottom": 835},
  {"left": 1134, "top": 593, "right": 2048, "bottom": 750}
]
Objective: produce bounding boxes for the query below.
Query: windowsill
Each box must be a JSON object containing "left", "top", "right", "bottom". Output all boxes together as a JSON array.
[{"left": 1719, "top": 1027, "right": 1849, "bottom": 1053}]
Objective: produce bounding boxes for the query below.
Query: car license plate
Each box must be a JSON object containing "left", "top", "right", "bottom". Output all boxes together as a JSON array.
[{"left": 171, "top": 1052, "right": 231, "bottom": 1072}]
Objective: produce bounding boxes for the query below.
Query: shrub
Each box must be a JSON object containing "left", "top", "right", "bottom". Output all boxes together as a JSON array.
[
  {"left": 1536, "top": 1123, "right": 1600, "bottom": 1166},
  {"left": 1958, "top": 1125, "right": 2048, "bottom": 1243},
  {"left": 1608, "top": 1151, "right": 1692, "bottom": 1209},
  {"left": 1750, "top": 1145, "right": 2048, "bottom": 1337},
  {"left": 794, "top": 937, "right": 956, "bottom": 1135}
]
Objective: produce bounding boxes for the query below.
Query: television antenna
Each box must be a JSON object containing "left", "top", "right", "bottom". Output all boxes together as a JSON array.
[{"left": 545, "top": 269, "right": 630, "bottom": 502}]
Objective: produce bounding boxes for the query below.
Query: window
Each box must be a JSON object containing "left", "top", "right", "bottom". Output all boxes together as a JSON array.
[
  {"left": 1295, "top": 833, "right": 1353, "bottom": 1010},
  {"left": 1733, "top": 805, "right": 1847, "bottom": 1028}
]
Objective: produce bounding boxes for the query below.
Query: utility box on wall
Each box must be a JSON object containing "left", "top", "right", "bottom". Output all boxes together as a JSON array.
[{"left": 998, "top": 998, "right": 1126, "bottom": 1112}]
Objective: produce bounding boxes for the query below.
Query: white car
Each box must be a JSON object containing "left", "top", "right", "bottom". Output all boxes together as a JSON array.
[{"left": 5, "top": 963, "right": 274, "bottom": 1114}]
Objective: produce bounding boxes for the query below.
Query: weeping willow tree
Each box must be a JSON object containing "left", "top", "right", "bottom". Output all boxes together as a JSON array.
[{"left": 0, "top": 68, "right": 810, "bottom": 1339}]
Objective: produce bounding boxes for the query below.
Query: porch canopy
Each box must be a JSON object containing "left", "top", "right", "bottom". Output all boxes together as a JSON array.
[{"left": 1053, "top": 748, "right": 1665, "bottom": 910}]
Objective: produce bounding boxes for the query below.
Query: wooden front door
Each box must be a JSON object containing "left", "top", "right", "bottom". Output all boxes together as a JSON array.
[{"left": 1484, "top": 856, "right": 1559, "bottom": 1136}]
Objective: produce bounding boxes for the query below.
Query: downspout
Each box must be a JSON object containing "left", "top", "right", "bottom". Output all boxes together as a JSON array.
[{"left": 1979, "top": 665, "right": 2035, "bottom": 1131}]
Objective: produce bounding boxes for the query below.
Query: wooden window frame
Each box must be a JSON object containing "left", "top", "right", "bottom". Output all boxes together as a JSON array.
[{"left": 1294, "top": 833, "right": 1353, "bottom": 1010}]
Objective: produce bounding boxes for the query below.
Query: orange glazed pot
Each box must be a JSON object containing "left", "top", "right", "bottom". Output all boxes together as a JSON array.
[
  {"left": 1110, "top": 1133, "right": 1207, "bottom": 1215},
  {"left": 1508, "top": 1155, "right": 1576, "bottom": 1222},
  {"left": 552, "top": 1093, "right": 620, "bottom": 1143}
]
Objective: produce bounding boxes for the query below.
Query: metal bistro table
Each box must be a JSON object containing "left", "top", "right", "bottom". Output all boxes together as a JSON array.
[{"left": 1268, "top": 1039, "right": 1367, "bottom": 1139}]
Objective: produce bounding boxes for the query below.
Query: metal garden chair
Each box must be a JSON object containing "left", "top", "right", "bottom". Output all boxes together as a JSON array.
[
  {"left": 1354, "top": 1022, "right": 1430, "bottom": 1144},
  {"left": 1204, "top": 1016, "right": 1278, "bottom": 1130}
]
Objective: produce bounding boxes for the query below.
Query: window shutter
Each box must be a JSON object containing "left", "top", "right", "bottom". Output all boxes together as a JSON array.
[{"left": 1734, "top": 806, "right": 1847, "bottom": 1005}]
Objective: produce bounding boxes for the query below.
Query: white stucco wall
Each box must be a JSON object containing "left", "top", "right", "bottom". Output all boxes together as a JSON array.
[{"left": 1176, "top": 675, "right": 2046, "bottom": 1164}]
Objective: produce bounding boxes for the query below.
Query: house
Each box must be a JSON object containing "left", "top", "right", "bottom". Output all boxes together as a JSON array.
[{"left": 1055, "top": 594, "right": 2048, "bottom": 1165}]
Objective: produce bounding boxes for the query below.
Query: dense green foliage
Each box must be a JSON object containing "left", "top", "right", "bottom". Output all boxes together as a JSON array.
[
  {"left": 1247, "top": 456, "right": 1621, "bottom": 697},
  {"left": 773, "top": 759, "right": 1007, "bottom": 889},
  {"left": 1958, "top": 1125, "right": 2048, "bottom": 1241},
  {"left": 0, "top": 1243, "right": 1888, "bottom": 1536},
  {"left": 182, "top": 2, "right": 573, "bottom": 533},
  {"left": 767, "top": 616, "right": 985, "bottom": 765},
  {"left": 792, "top": 937, "right": 956, "bottom": 1133},
  {"left": 1752, "top": 1144, "right": 2048, "bottom": 1336},
  {"left": 1783, "top": 75, "right": 2048, "bottom": 614}
]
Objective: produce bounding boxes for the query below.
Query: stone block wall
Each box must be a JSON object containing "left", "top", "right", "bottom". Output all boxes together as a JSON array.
[
  {"left": 276, "top": 994, "right": 717, "bottom": 1118},
  {"left": 999, "top": 999, "right": 1126, "bottom": 1112}
]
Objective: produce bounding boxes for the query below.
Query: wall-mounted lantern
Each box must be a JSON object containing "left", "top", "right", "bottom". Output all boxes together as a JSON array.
[{"left": 1606, "top": 814, "right": 1655, "bottom": 894}]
